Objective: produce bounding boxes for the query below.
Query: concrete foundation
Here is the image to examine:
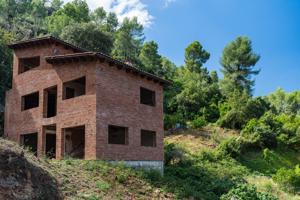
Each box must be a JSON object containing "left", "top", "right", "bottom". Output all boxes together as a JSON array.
[{"left": 110, "top": 160, "right": 164, "bottom": 175}]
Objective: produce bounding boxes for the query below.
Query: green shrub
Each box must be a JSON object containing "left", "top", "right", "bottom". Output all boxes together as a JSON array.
[
  {"left": 96, "top": 180, "right": 111, "bottom": 192},
  {"left": 164, "top": 143, "right": 186, "bottom": 165},
  {"left": 189, "top": 116, "right": 207, "bottom": 129},
  {"left": 242, "top": 119, "right": 277, "bottom": 149},
  {"left": 272, "top": 166, "right": 300, "bottom": 193},
  {"left": 220, "top": 184, "right": 278, "bottom": 200},
  {"left": 216, "top": 137, "right": 247, "bottom": 158},
  {"left": 116, "top": 171, "right": 129, "bottom": 183}
]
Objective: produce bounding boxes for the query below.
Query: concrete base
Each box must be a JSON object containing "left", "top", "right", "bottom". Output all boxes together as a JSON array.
[{"left": 109, "top": 160, "right": 164, "bottom": 175}]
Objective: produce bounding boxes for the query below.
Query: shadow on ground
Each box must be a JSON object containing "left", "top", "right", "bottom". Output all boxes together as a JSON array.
[{"left": 0, "top": 142, "right": 62, "bottom": 200}]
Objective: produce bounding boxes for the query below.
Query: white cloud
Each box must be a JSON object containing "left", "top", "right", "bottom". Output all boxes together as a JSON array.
[
  {"left": 64, "top": 0, "right": 154, "bottom": 28},
  {"left": 164, "top": 0, "right": 176, "bottom": 8}
]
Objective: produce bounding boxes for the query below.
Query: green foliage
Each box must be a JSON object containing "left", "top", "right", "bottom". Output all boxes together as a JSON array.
[
  {"left": 189, "top": 116, "right": 207, "bottom": 129},
  {"left": 60, "top": 22, "right": 113, "bottom": 54},
  {"left": 216, "top": 137, "right": 248, "bottom": 158},
  {"left": 218, "top": 92, "right": 269, "bottom": 130},
  {"left": 273, "top": 166, "right": 300, "bottom": 193},
  {"left": 112, "top": 17, "right": 144, "bottom": 65},
  {"left": 185, "top": 41, "right": 210, "bottom": 73},
  {"left": 175, "top": 67, "right": 221, "bottom": 123},
  {"left": 164, "top": 143, "right": 186, "bottom": 165},
  {"left": 96, "top": 180, "right": 111, "bottom": 192},
  {"left": 116, "top": 171, "right": 129, "bottom": 184},
  {"left": 220, "top": 36, "right": 260, "bottom": 95},
  {"left": 268, "top": 88, "right": 300, "bottom": 115},
  {"left": 220, "top": 184, "right": 278, "bottom": 200},
  {"left": 242, "top": 119, "right": 277, "bottom": 149}
]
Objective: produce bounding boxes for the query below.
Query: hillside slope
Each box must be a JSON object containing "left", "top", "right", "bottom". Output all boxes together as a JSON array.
[
  {"left": 0, "top": 138, "right": 173, "bottom": 200},
  {"left": 1, "top": 126, "right": 299, "bottom": 200},
  {"left": 165, "top": 127, "right": 300, "bottom": 200}
]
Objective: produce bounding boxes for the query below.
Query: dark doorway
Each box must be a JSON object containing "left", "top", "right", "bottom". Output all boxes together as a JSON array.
[
  {"left": 44, "top": 86, "right": 57, "bottom": 118},
  {"left": 21, "top": 133, "right": 38, "bottom": 156},
  {"left": 64, "top": 125, "right": 85, "bottom": 159},
  {"left": 46, "top": 134, "right": 56, "bottom": 158},
  {"left": 44, "top": 125, "right": 56, "bottom": 159}
]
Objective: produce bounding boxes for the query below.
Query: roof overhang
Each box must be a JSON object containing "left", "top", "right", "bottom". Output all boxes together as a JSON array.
[
  {"left": 7, "top": 36, "right": 86, "bottom": 53},
  {"left": 45, "top": 52, "right": 172, "bottom": 86}
]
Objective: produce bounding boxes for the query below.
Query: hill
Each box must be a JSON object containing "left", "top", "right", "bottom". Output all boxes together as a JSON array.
[
  {"left": 165, "top": 127, "right": 300, "bottom": 200},
  {"left": 1, "top": 126, "right": 299, "bottom": 200},
  {"left": 0, "top": 138, "right": 173, "bottom": 200}
]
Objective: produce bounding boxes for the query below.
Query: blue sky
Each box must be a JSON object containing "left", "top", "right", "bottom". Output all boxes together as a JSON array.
[
  {"left": 143, "top": 0, "right": 300, "bottom": 96},
  {"left": 70, "top": 0, "right": 300, "bottom": 96}
]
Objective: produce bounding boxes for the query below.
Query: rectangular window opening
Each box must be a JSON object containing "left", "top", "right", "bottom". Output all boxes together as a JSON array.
[
  {"left": 20, "top": 132, "right": 38, "bottom": 156},
  {"left": 140, "top": 87, "right": 155, "bottom": 106},
  {"left": 44, "top": 86, "right": 57, "bottom": 118},
  {"left": 108, "top": 125, "right": 128, "bottom": 145},
  {"left": 64, "top": 125, "right": 85, "bottom": 159},
  {"left": 19, "top": 56, "right": 40, "bottom": 74},
  {"left": 44, "top": 125, "right": 56, "bottom": 159},
  {"left": 141, "top": 130, "right": 156, "bottom": 147},
  {"left": 22, "top": 92, "right": 39, "bottom": 111},
  {"left": 63, "top": 77, "right": 86, "bottom": 100}
]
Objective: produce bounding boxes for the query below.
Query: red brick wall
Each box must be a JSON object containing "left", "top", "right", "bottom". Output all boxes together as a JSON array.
[
  {"left": 95, "top": 62, "right": 164, "bottom": 161},
  {"left": 5, "top": 44, "right": 97, "bottom": 159}
]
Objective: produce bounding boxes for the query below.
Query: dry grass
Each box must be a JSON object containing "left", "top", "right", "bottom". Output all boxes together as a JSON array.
[
  {"left": 164, "top": 125, "right": 239, "bottom": 155},
  {"left": 246, "top": 175, "right": 300, "bottom": 200}
]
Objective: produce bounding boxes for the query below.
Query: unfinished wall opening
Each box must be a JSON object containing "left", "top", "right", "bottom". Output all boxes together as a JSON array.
[
  {"left": 141, "top": 130, "right": 156, "bottom": 147},
  {"left": 140, "top": 87, "right": 155, "bottom": 106},
  {"left": 43, "top": 86, "right": 57, "bottom": 118},
  {"left": 108, "top": 125, "right": 128, "bottom": 145},
  {"left": 64, "top": 125, "right": 85, "bottom": 158},
  {"left": 20, "top": 132, "right": 38, "bottom": 156},
  {"left": 19, "top": 56, "right": 40, "bottom": 74},
  {"left": 63, "top": 76, "right": 86, "bottom": 100},
  {"left": 21, "top": 91, "right": 39, "bottom": 111},
  {"left": 44, "top": 125, "right": 56, "bottom": 159}
]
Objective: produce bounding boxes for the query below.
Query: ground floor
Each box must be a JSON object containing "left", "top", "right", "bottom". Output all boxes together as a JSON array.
[{"left": 16, "top": 123, "right": 164, "bottom": 173}]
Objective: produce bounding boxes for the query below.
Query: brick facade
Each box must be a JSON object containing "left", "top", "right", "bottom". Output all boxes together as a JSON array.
[{"left": 4, "top": 37, "right": 168, "bottom": 163}]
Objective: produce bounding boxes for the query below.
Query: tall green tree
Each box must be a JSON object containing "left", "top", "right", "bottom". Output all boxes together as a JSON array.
[
  {"left": 185, "top": 41, "right": 210, "bottom": 73},
  {"left": 220, "top": 36, "right": 260, "bottom": 95},
  {"left": 112, "top": 17, "right": 144, "bottom": 66},
  {"left": 139, "top": 41, "right": 162, "bottom": 74},
  {"left": 0, "top": 29, "right": 14, "bottom": 135},
  {"left": 46, "top": 0, "right": 89, "bottom": 36},
  {"left": 60, "top": 22, "right": 113, "bottom": 54}
]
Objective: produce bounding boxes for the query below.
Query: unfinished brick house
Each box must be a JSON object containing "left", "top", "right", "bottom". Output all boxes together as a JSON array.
[{"left": 4, "top": 36, "right": 170, "bottom": 171}]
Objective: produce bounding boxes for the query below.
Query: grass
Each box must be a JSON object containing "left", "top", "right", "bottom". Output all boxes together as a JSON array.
[
  {"left": 164, "top": 126, "right": 239, "bottom": 155},
  {"left": 239, "top": 148, "right": 300, "bottom": 175},
  {"left": 49, "top": 159, "right": 173, "bottom": 199},
  {"left": 165, "top": 126, "right": 300, "bottom": 199},
  {"left": 246, "top": 175, "right": 300, "bottom": 200}
]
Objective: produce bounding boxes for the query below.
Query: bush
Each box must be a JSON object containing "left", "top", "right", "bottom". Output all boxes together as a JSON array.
[
  {"left": 216, "top": 137, "right": 247, "bottom": 158},
  {"left": 164, "top": 143, "right": 186, "bottom": 165},
  {"left": 189, "top": 116, "right": 207, "bottom": 129},
  {"left": 272, "top": 166, "right": 300, "bottom": 193},
  {"left": 95, "top": 180, "right": 111, "bottom": 192},
  {"left": 220, "top": 184, "right": 278, "bottom": 200},
  {"left": 164, "top": 113, "right": 183, "bottom": 130},
  {"left": 242, "top": 119, "right": 277, "bottom": 149}
]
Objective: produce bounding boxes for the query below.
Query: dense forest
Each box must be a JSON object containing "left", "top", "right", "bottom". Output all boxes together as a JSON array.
[{"left": 0, "top": 0, "right": 299, "bottom": 199}]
